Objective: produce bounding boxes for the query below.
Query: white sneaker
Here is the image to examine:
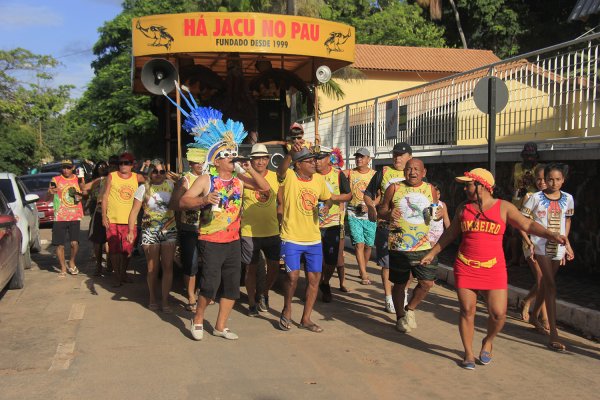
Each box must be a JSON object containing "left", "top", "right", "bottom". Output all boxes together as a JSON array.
[
  {"left": 190, "top": 319, "right": 204, "bottom": 340},
  {"left": 213, "top": 328, "right": 238, "bottom": 340},
  {"left": 406, "top": 309, "right": 417, "bottom": 329},
  {"left": 385, "top": 299, "right": 396, "bottom": 314},
  {"left": 396, "top": 315, "right": 411, "bottom": 333}
]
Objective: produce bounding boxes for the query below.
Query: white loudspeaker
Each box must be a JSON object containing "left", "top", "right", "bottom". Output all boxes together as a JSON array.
[{"left": 316, "top": 65, "right": 332, "bottom": 84}]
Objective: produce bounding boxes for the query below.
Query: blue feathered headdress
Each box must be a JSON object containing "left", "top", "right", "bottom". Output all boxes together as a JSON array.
[{"left": 163, "top": 82, "right": 246, "bottom": 166}]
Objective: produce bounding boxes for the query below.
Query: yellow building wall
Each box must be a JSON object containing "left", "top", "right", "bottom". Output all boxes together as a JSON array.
[
  {"left": 457, "top": 79, "right": 600, "bottom": 145},
  {"left": 319, "top": 70, "right": 453, "bottom": 113}
]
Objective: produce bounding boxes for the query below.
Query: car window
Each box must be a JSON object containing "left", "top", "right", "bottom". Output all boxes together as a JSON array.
[
  {"left": 20, "top": 174, "right": 58, "bottom": 191},
  {"left": 0, "top": 192, "right": 9, "bottom": 214},
  {"left": 16, "top": 179, "right": 29, "bottom": 198},
  {"left": 0, "top": 179, "right": 16, "bottom": 203}
]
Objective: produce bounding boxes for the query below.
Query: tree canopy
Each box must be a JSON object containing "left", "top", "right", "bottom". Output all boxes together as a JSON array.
[{"left": 2, "top": 0, "right": 598, "bottom": 174}]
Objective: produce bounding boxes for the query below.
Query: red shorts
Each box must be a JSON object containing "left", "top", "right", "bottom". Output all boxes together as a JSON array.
[{"left": 107, "top": 224, "right": 136, "bottom": 255}]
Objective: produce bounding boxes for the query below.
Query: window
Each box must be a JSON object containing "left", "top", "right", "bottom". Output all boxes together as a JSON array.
[{"left": 0, "top": 179, "right": 16, "bottom": 203}]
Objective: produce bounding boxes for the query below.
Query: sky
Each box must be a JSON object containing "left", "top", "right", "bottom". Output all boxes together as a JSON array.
[{"left": 0, "top": 0, "right": 123, "bottom": 98}]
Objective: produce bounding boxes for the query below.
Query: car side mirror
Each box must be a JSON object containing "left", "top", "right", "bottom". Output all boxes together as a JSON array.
[{"left": 24, "top": 194, "right": 39, "bottom": 204}]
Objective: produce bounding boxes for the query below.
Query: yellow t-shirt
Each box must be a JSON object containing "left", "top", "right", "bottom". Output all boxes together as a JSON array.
[
  {"left": 106, "top": 171, "right": 139, "bottom": 224},
  {"left": 241, "top": 170, "right": 280, "bottom": 238},
  {"left": 280, "top": 172, "right": 332, "bottom": 243},
  {"left": 320, "top": 168, "right": 341, "bottom": 228},
  {"left": 388, "top": 181, "right": 434, "bottom": 252}
]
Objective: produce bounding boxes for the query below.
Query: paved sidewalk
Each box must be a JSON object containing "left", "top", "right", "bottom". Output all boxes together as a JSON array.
[{"left": 0, "top": 222, "right": 599, "bottom": 400}]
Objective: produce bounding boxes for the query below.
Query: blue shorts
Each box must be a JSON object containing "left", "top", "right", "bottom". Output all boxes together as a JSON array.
[
  {"left": 281, "top": 241, "right": 323, "bottom": 273},
  {"left": 348, "top": 215, "right": 377, "bottom": 247}
]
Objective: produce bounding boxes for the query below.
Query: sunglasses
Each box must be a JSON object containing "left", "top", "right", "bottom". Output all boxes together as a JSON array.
[
  {"left": 151, "top": 170, "right": 167, "bottom": 175},
  {"left": 61, "top": 165, "right": 73, "bottom": 169},
  {"left": 217, "top": 150, "right": 238, "bottom": 159},
  {"left": 289, "top": 136, "right": 303, "bottom": 141},
  {"left": 301, "top": 158, "right": 317, "bottom": 163},
  {"left": 119, "top": 160, "right": 132, "bottom": 166}
]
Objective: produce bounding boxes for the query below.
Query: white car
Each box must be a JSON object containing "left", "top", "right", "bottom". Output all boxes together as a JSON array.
[{"left": 0, "top": 172, "right": 42, "bottom": 268}]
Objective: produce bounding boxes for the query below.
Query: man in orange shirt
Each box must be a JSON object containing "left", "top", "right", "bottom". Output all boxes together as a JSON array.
[
  {"left": 101, "top": 152, "right": 145, "bottom": 286},
  {"left": 48, "top": 159, "right": 85, "bottom": 277}
]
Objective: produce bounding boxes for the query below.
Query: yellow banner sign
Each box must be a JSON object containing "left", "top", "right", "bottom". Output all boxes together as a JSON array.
[{"left": 132, "top": 12, "right": 355, "bottom": 62}]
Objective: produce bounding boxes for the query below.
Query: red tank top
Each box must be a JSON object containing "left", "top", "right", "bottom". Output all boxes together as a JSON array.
[
  {"left": 459, "top": 200, "right": 506, "bottom": 259},
  {"left": 454, "top": 200, "right": 507, "bottom": 290}
]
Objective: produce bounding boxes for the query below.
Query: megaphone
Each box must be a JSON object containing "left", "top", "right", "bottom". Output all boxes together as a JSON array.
[
  {"left": 316, "top": 65, "right": 332, "bottom": 84},
  {"left": 141, "top": 59, "right": 178, "bottom": 95}
]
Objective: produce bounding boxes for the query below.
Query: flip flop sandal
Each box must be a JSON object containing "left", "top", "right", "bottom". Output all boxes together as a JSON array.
[
  {"left": 547, "top": 341, "right": 566, "bottom": 352},
  {"left": 360, "top": 279, "right": 372, "bottom": 285},
  {"left": 461, "top": 359, "right": 476, "bottom": 370},
  {"left": 339, "top": 286, "right": 349, "bottom": 293},
  {"left": 299, "top": 323, "right": 324, "bottom": 333},
  {"left": 518, "top": 300, "right": 530, "bottom": 322},
  {"left": 279, "top": 313, "right": 292, "bottom": 331},
  {"left": 58, "top": 272, "right": 67, "bottom": 278},
  {"left": 148, "top": 303, "right": 160, "bottom": 311},
  {"left": 162, "top": 305, "right": 173, "bottom": 314},
  {"left": 185, "top": 303, "right": 197, "bottom": 312}
]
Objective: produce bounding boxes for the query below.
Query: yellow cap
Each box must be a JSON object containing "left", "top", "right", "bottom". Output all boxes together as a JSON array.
[{"left": 455, "top": 168, "right": 495, "bottom": 193}]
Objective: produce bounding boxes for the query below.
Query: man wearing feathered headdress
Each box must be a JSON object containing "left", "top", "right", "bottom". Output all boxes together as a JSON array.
[
  {"left": 165, "top": 84, "right": 269, "bottom": 340},
  {"left": 178, "top": 114, "right": 270, "bottom": 341}
]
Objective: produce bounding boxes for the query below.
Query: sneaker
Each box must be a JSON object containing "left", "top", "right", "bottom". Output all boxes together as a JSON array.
[
  {"left": 320, "top": 283, "right": 332, "bottom": 303},
  {"left": 190, "top": 319, "right": 204, "bottom": 340},
  {"left": 396, "top": 315, "right": 411, "bottom": 333},
  {"left": 256, "top": 295, "right": 268, "bottom": 312},
  {"left": 385, "top": 299, "right": 396, "bottom": 314},
  {"left": 406, "top": 309, "right": 417, "bottom": 329},
  {"left": 248, "top": 305, "right": 259, "bottom": 317},
  {"left": 213, "top": 328, "right": 238, "bottom": 340}
]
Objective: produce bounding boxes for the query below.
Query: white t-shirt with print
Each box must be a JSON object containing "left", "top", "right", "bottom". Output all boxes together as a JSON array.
[{"left": 521, "top": 190, "right": 574, "bottom": 260}]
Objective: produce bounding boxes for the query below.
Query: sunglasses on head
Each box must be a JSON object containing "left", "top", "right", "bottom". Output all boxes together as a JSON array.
[
  {"left": 119, "top": 160, "right": 132, "bottom": 166},
  {"left": 151, "top": 169, "right": 166, "bottom": 175},
  {"left": 217, "top": 150, "right": 238, "bottom": 159}
]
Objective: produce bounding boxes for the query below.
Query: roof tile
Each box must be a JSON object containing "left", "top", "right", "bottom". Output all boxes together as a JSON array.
[{"left": 353, "top": 44, "right": 500, "bottom": 73}]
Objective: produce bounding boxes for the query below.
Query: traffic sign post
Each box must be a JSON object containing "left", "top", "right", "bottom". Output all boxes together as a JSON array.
[{"left": 473, "top": 76, "right": 509, "bottom": 176}]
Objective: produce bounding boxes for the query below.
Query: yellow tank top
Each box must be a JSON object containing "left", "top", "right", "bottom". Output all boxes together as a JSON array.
[
  {"left": 179, "top": 172, "right": 202, "bottom": 231},
  {"left": 380, "top": 166, "right": 405, "bottom": 193},
  {"left": 319, "top": 168, "right": 341, "bottom": 228},
  {"left": 241, "top": 170, "right": 280, "bottom": 237},
  {"left": 106, "top": 171, "right": 139, "bottom": 224},
  {"left": 388, "top": 181, "right": 434, "bottom": 252},
  {"left": 348, "top": 169, "right": 375, "bottom": 207}
]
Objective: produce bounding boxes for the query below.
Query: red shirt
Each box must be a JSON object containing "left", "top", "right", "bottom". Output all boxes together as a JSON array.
[{"left": 454, "top": 200, "right": 507, "bottom": 290}]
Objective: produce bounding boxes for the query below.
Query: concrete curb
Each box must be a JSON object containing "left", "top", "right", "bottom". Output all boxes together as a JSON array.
[
  {"left": 344, "top": 235, "right": 599, "bottom": 337},
  {"left": 436, "top": 264, "right": 600, "bottom": 338}
]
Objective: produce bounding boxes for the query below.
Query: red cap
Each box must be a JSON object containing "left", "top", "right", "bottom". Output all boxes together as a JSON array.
[
  {"left": 119, "top": 152, "right": 135, "bottom": 162},
  {"left": 289, "top": 122, "right": 304, "bottom": 132}
]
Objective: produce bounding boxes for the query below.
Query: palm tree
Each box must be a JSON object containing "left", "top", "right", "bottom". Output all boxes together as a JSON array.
[{"left": 416, "top": 0, "right": 468, "bottom": 49}]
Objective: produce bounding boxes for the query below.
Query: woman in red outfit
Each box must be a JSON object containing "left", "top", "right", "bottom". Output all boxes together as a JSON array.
[{"left": 420, "top": 168, "right": 565, "bottom": 370}]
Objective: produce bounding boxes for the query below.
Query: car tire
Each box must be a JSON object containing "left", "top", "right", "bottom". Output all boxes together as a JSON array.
[
  {"left": 31, "top": 232, "right": 42, "bottom": 253},
  {"left": 9, "top": 246, "right": 25, "bottom": 289},
  {"left": 23, "top": 245, "right": 32, "bottom": 270}
]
